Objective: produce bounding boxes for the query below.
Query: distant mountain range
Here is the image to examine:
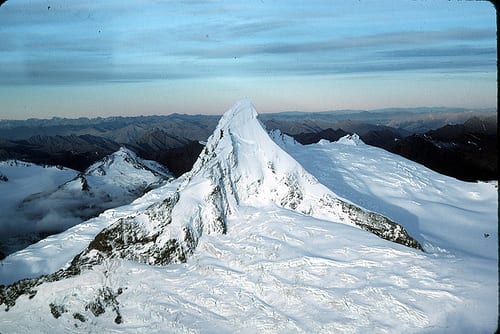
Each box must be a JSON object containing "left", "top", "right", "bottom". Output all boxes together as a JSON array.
[
  {"left": 293, "top": 115, "right": 497, "bottom": 182},
  {"left": 0, "top": 107, "right": 496, "bottom": 181}
]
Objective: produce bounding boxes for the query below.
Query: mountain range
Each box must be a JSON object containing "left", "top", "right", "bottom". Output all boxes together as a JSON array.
[
  {"left": 0, "top": 100, "right": 497, "bottom": 333},
  {"left": 0, "top": 107, "right": 496, "bottom": 181},
  {"left": 293, "top": 115, "right": 497, "bottom": 181}
]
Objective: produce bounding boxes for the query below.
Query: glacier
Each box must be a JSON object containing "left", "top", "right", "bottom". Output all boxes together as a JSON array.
[{"left": 0, "top": 100, "right": 497, "bottom": 333}]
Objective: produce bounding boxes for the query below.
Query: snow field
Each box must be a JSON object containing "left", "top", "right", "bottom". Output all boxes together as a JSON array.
[
  {"left": 2, "top": 205, "right": 495, "bottom": 333},
  {"left": 283, "top": 136, "right": 497, "bottom": 260}
]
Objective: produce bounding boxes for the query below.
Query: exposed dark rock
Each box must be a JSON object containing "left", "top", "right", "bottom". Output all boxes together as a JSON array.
[
  {"left": 280, "top": 174, "right": 303, "bottom": 210},
  {"left": 80, "top": 176, "right": 90, "bottom": 191},
  {"left": 320, "top": 194, "right": 423, "bottom": 251},
  {"left": 49, "top": 303, "right": 66, "bottom": 319},
  {"left": 341, "top": 201, "right": 423, "bottom": 250},
  {"left": 73, "top": 312, "right": 86, "bottom": 322}
]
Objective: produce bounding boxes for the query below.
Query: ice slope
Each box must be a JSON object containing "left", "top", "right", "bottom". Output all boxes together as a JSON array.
[
  {"left": 278, "top": 133, "right": 497, "bottom": 260},
  {"left": 0, "top": 100, "right": 497, "bottom": 333}
]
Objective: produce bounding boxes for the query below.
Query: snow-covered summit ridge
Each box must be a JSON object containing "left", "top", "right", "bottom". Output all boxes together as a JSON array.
[
  {"left": 68, "top": 100, "right": 421, "bottom": 270},
  {"left": 188, "top": 100, "right": 419, "bottom": 251},
  {"left": 85, "top": 146, "right": 171, "bottom": 179},
  {"left": 0, "top": 101, "right": 423, "bottom": 309},
  {"left": 216, "top": 98, "right": 258, "bottom": 130}
]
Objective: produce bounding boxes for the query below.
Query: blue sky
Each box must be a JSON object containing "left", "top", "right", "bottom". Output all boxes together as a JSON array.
[{"left": 0, "top": 0, "right": 496, "bottom": 119}]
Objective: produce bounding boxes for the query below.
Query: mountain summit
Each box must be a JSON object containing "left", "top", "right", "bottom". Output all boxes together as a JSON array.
[
  {"left": 0, "top": 100, "right": 497, "bottom": 333},
  {"left": 70, "top": 100, "right": 420, "bottom": 269},
  {"left": 3, "top": 100, "right": 422, "bottom": 287}
]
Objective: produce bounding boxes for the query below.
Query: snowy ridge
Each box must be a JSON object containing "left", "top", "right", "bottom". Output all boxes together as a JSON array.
[
  {"left": 0, "top": 100, "right": 496, "bottom": 333},
  {"left": 24, "top": 146, "right": 172, "bottom": 211},
  {"left": 71, "top": 99, "right": 420, "bottom": 271},
  {"left": 84, "top": 146, "right": 172, "bottom": 191},
  {"left": 0, "top": 148, "right": 172, "bottom": 260},
  {"left": 1, "top": 100, "right": 420, "bottom": 288}
]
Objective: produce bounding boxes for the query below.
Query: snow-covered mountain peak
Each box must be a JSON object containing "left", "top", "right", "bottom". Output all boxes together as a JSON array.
[
  {"left": 187, "top": 102, "right": 416, "bottom": 245},
  {"left": 0, "top": 101, "right": 422, "bottom": 313},
  {"left": 187, "top": 99, "right": 323, "bottom": 211},
  {"left": 21, "top": 101, "right": 420, "bottom": 279},
  {"left": 86, "top": 147, "right": 152, "bottom": 176},
  {"left": 82, "top": 146, "right": 171, "bottom": 188},
  {"left": 216, "top": 98, "right": 258, "bottom": 131},
  {"left": 111, "top": 146, "right": 138, "bottom": 160}
]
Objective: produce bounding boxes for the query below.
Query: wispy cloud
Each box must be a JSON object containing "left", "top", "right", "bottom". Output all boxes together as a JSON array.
[
  {"left": 1, "top": 24, "right": 495, "bottom": 85},
  {"left": 0, "top": 0, "right": 496, "bottom": 114}
]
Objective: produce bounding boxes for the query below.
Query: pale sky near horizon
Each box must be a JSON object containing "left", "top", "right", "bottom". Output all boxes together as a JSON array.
[{"left": 0, "top": 0, "right": 497, "bottom": 119}]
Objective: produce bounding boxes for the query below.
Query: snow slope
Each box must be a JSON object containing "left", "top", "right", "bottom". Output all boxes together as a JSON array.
[
  {"left": 279, "top": 134, "right": 497, "bottom": 260},
  {"left": 0, "top": 100, "right": 497, "bottom": 333}
]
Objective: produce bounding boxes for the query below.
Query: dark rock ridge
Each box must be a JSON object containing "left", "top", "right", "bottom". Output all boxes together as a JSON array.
[
  {"left": 388, "top": 116, "right": 497, "bottom": 181},
  {"left": 293, "top": 128, "right": 350, "bottom": 145},
  {"left": 0, "top": 133, "right": 203, "bottom": 177}
]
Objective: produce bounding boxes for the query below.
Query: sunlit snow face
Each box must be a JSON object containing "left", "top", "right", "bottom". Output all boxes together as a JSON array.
[{"left": 0, "top": 0, "right": 496, "bottom": 119}]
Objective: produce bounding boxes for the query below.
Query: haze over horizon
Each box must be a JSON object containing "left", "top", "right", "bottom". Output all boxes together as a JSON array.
[{"left": 0, "top": 0, "right": 496, "bottom": 120}]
